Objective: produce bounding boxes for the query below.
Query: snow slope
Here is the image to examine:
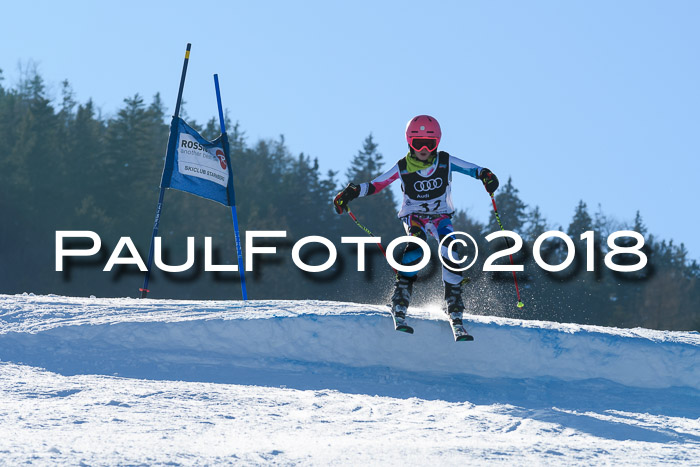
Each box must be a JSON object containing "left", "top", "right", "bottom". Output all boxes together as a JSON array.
[{"left": 1, "top": 293, "right": 699, "bottom": 464}]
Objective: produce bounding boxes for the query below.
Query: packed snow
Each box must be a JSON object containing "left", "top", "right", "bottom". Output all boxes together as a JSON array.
[{"left": 1, "top": 293, "right": 699, "bottom": 464}]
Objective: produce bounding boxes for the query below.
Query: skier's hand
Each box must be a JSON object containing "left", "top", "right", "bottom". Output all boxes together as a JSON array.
[
  {"left": 333, "top": 183, "right": 360, "bottom": 214},
  {"left": 479, "top": 168, "right": 499, "bottom": 194}
]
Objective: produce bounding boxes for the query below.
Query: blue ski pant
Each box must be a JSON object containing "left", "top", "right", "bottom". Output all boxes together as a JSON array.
[{"left": 397, "top": 213, "right": 465, "bottom": 285}]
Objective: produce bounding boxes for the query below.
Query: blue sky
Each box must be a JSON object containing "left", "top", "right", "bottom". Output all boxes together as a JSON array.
[{"left": 3, "top": 1, "right": 699, "bottom": 259}]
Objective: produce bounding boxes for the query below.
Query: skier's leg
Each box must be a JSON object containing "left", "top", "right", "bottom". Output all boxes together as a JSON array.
[
  {"left": 390, "top": 275, "right": 415, "bottom": 318},
  {"left": 434, "top": 217, "right": 465, "bottom": 286},
  {"left": 390, "top": 216, "right": 428, "bottom": 316},
  {"left": 399, "top": 215, "right": 430, "bottom": 276},
  {"left": 434, "top": 216, "right": 467, "bottom": 322}
]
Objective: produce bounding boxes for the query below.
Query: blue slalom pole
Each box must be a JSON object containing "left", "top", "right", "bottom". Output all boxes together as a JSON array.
[
  {"left": 140, "top": 43, "right": 191, "bottom": 299},
  {"left": 214, "top": 74, "right": 248, "bottom": 300}
]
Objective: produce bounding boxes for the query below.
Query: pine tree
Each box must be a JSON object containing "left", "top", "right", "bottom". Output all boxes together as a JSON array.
[
  {"left": 97, "top": 94, "right": 168, "bottom": 238},
  {"left": 491, "top": 177, "right": 527, "bottom": 234},
  {"left": 71, "top": 99, "right": 110, "bottom": 230},
  {"left": 56, "top": 80, "right": 77, "bottom": 155},
  {"left": 5, "top": 67, "right": 57, "bottom": 213},
  {"left": 345, "top": 134, "right": 383, "bottom": 182},
  {"left": 525, "top": 205, "right": 549, "bottom": 244},
  {"left": 632, "top": 211, "right": 648, "bottom": 238},
  {"left": 567, "top": 200, "right": 593, "bottom": 237},
  {"left": 343, "top": 134, "right": 401, "bottom": 238}
]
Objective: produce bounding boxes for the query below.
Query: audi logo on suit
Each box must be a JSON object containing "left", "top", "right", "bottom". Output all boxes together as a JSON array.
[{"left": 413, "top": 178, "right": 443, "bottom": 192}]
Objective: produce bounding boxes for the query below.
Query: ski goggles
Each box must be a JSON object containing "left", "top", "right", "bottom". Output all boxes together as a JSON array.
[{"left": 409, "top": 137, "right": 438, "bottom": 152}]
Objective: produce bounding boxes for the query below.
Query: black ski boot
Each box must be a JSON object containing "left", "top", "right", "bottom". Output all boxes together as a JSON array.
[
  {"left": 445, "top": 281, "right": 473, "bottom": 341},
  {"left": 390, "top": 275, "right": 415, "bottom": 333},
  {"left": 391, "top": 275, "right": 415, "bottom": 316},
  {"left": 444, "top": 282, "right": 465, "bottom": 324}
]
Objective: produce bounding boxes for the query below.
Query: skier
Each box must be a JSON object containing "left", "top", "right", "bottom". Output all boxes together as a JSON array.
[{"left": 333, "top": 115, "right": 499, "bottom": 338}]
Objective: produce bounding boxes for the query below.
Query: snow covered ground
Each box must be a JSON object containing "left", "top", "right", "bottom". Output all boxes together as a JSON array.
[{"left": 1, "top": 294, "right": 699, "bottom": 465}]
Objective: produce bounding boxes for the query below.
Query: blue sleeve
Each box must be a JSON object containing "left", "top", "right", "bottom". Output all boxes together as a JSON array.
[{"left": 450, "top": 155, "right": 482, "bottom": 179}]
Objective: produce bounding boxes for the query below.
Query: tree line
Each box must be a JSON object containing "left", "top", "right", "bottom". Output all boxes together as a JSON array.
[{"left": 0, "top": 68, "right": 697, "bottom": 331}]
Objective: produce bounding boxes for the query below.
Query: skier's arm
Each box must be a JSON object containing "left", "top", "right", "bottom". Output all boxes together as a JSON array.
[
  {"left": 333, "top": 164, "right": 400, "bottom": 214},
  {"left": 451, "top": 156, "right": 499, "bottom": 193},
  {"left": 450, "top": 156, "right": 482, "bottom": 179},
  {"left": 358, "top": 163, "right": 400, "bottom": 197}
]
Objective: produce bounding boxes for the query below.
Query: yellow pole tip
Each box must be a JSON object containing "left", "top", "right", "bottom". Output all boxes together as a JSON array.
[{"left": 517, "top": 301, "right": 525, "bottom": 308}]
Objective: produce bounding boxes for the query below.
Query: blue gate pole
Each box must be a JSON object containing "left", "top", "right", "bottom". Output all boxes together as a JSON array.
[
  {"left": 140, "top": 43, "right": 191, "bottom": 299},
  {"left": 214, "top": 74, "right": 248, "bottom": 300}
]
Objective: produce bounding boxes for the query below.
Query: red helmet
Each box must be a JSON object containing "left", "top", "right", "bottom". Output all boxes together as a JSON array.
[{"left": 405, "top": 115, "right": 441, "bottom": 152}]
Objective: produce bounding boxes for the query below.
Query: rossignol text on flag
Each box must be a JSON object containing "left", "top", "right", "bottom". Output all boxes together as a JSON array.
[{"left": 160, "top": 117, "right": 235, "bottom": 207}]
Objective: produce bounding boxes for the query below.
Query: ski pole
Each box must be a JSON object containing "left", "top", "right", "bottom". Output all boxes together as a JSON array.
[
  {"left": 488, "top": 193, "right": 525, "bottom": 308},
  {"left": 345, "top": 208, "right": 396, "bottom": 273}
]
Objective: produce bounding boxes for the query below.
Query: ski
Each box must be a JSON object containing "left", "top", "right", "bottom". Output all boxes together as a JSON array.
[
  {"left": 393, "top": 315, "right": 414, "bottom": 334},
  {"left": 451, "top": 322, "right": 474, "bottom": 341},
  {"left": 447, "top": 312, "right": 474, "bottom": 341},
  {"left": 389, "top": 304, "right": 414, "bottom": 334}
]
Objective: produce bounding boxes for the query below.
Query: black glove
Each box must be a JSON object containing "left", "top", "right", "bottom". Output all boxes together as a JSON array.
[
  {"left": 333, "top": 183, "right": 360, "bottom": 214},
  {"left": 479, "top": 168, "right": 499, "bottom": 194}
]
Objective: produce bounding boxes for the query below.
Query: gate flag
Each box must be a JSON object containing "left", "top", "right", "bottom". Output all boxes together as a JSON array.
[
  {"left": 141, "top": 44, "right": 247, "bottom": 300},
  {"left": 160, "top": 117, "right": 236, "bottom": 207}
]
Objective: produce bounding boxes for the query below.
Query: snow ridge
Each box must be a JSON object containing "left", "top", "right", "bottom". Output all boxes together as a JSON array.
[{"left": 1, "top": 294, "right": 699, "bottom": 392}]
